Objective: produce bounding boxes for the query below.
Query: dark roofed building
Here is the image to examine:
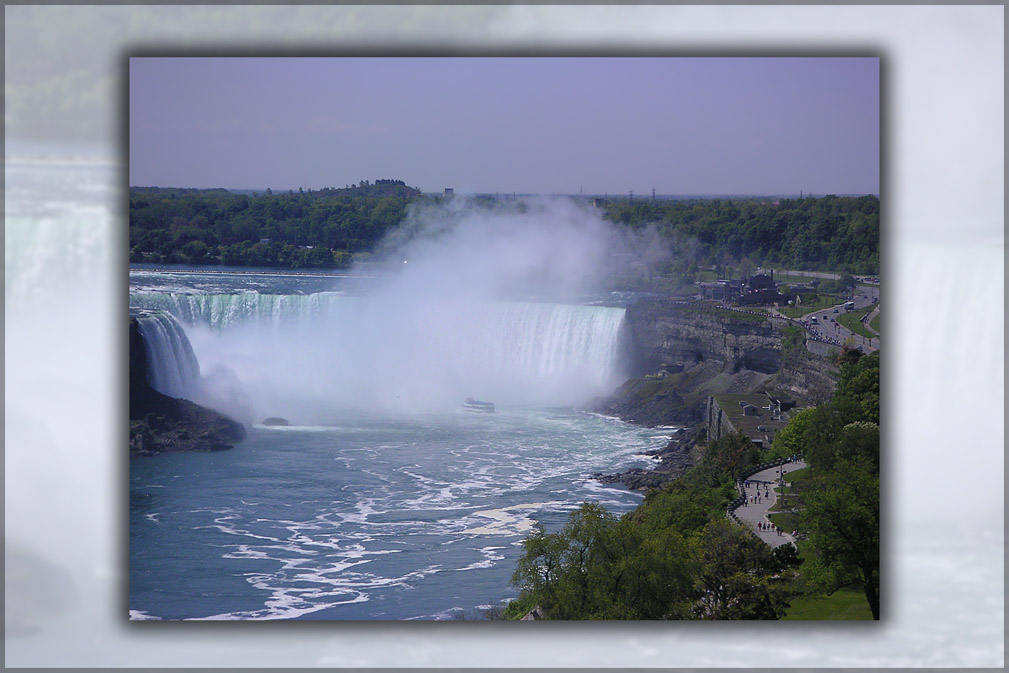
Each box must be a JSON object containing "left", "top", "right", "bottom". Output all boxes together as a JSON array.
[
  {"left": 699, "top": 279, "right": 743, "bottom": 301},
  {"left": 706, "top": 393, "right": 793, "bottom": 449},
  {"left": 747, "top": 272, "right": 775, "bottom": 290}
]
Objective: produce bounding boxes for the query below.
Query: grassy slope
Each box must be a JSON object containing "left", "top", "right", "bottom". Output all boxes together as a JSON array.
[
  {"left": 837, "top": 310, "right": 875, "bottom": 339},
  {"left": 778, "top": 295, "right": 844, "bottom": 318},
  {"left": 783, "top": 587, "right": 874, "bottom": 620}
]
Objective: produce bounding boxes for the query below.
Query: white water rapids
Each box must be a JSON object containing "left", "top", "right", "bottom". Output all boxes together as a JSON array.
[{"left": 130, "top": 289, "right": 627, "bottom": 423}]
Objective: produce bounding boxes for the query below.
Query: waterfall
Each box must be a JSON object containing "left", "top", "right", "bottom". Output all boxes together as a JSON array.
[
  {"left": 133, "top": 309, "right": 201, "bottom": 400},
  {"left": 129, "top": 291, "right": 352, "bottom": 329},
  {"left": 456, "top": 302, "right": 625, "bottom": 389},
  {"left": 130, "top": 290, "right": 626, "bottom": 416}
]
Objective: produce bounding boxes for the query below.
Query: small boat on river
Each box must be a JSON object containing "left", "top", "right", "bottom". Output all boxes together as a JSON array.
[{"left": 462, "top": 397, "right": 495, "bottom": 413}]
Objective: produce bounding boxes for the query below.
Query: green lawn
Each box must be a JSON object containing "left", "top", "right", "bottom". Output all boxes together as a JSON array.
[
  {"left": 767, "top": 510, "right": 801, "bottom": 532},
  {"left": 782, "top": 586, "right": 874, "bottom": 620},
  {"left": 869, "top": 310, "right": 880, "bottom": 333},
  {"left": 768, "top": 467, "right": 809, "bottom": 531},
  {"left": 693, "top": 269, "right": 719, "bottom": 282},
  {"left": 787, "top": 466, "right": 810, "bottom": 479},
  {"left": 773, "top": 271, "right": 840, "bottom": 284},
  {"left": 778, "top": 295, "right": 844, "bottom": 318},
  {"left": 837, "top": 310, "right": 875, "bottom": 339}
]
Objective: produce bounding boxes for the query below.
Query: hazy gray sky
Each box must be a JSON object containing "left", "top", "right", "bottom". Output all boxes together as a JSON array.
[{"left": 130, "top": 57, "right": 878, "bottom": 195}]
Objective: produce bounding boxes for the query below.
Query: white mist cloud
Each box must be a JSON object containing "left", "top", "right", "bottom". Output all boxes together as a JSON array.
[
  {"left": 376, "top": 196, "right": 631, "bottom": 301},
  {"left": 191, "top": 197, "right": 644, "bottom": 422}
]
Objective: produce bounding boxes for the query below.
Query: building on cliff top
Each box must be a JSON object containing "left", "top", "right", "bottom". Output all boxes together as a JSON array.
[
  {"left": 697, "top": 272, "right": 784, "bottom": 305},
  {"left": 706, "top": 393, "right": 793, "bottom": 449}
]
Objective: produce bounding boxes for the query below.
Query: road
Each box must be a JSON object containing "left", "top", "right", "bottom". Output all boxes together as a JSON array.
[{"left": 773, "top": 283, "right": 880, "bottom": 353}]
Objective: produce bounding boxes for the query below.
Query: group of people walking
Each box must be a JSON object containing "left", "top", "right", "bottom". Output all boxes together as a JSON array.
[
  {"left": 739, "top": 474, "right": 795, "bottom": 540},
  {"left": 740, "top": 479, "right": 770, "bottom": 506}
]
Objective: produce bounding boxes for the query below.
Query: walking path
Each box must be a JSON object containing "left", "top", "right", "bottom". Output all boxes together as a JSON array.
[
  {"left": 862, "top": 305, "right": 880, "bottom": 336},
  {"left": 731, "top": 460, "right": 807, "bottom": 548}
]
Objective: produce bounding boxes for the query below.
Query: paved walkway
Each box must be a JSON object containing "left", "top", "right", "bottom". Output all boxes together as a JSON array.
[
  {"left": 863, "top": 305, "right": 880, "bottom": 336},
  {"left": 732, "top": 460, "right": 807, "bottom": 548}
]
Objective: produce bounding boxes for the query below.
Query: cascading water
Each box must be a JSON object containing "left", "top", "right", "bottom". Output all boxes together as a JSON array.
[
  {"left": 129, "top": 290, "right": 627, "bottom": 420},
  {"left": 129, "top": 290, "right": 350, "bottom": 329},
  {"left": 129, "top": 273, "right": 665, "bottom": 622},
  {"left": 132, "top": 309, "right": 201, "bottom": 400},
  {"left": 128, "top": 203, "right": 669, "bottom": 621}
]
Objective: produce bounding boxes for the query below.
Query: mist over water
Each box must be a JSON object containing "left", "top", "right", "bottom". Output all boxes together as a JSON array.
[
  {"left": 132, "top": 197, "right": 641, "bottom": 423},
  {"left": 125, "top": 197, "right": 670, "bottom": 620}
]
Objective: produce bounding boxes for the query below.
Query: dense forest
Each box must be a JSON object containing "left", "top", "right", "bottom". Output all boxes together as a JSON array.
[
  {"left": 504, "top": 349, "right": 879, "bottom": 620},
  {"left": 129, "top": 180, "right": 421, "bottom": 268},
  {"left": 129, "top": 184, "right": 878, "bottom": 274},
  {"left": 601, "top": 195, "right": 879, "bottom": 275}
]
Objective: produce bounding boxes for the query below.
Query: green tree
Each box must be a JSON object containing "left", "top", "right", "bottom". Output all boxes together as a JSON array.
[
  {"left": 691, "top": 519, "right": 794, "bottom": 619},
  {"left": 510, "top": 503, "right": 697, "bottom": 619},
  {"left": 180, "top": 239, "right": 210, "bottom": 264},
  {"left": 801, "top": 455, "right": 879, "bottom": 619},
  {"left": 767, "top": 407, "right": 817, "bottom": 461},
  {"left": 799, "top": 352, "right": 880, "bottom": 619}
]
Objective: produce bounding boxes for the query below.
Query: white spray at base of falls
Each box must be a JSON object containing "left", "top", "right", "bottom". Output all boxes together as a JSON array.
[
  {"left": 133, "top": 310, "right": 201, "bottom": 400},
  {"left": 129, "top": 198, "right": 654, "bottom": 422},
  {"left": 131, "top": 291, "right": 626, "bottom": 423}
]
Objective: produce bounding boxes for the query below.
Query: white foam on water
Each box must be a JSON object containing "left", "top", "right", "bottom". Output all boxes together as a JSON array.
[
  {"left": 251, "top": 424, "right": 347, "bottom": 432},
  {"left": 461, "top": 502, "right": 559, "bottom": 536},
  {"left": 128, "top": 609, "right": 162, "bottom": 621},
  {"left": 132, "top": 387, "right": 659, "bottom": 620},
  {"left": 455, "top": 546, "right": 507, "bottom": 571}
]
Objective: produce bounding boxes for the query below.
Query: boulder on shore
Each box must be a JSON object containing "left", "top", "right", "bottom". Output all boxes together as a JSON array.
[{"left": 593, "top": 430, "right": 697, "bottom": 491}]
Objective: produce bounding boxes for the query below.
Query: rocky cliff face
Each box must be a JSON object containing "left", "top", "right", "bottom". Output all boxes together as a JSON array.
[
  {"left": 594, "top": 300, "right": 834, "bottom": 429},
  {"left": 130, "top": 318, "right": 245, "bottom": 455},
  {"left": 592, "top": 299, "right": 837, "bottom": 490},
  {"left": 764, "top": 344, "right": 838, "bottom": 406},
  {"left": 623, "top": 300, "right": 781, "bottom": 376}
]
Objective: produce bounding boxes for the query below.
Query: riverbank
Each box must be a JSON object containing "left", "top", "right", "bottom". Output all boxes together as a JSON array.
[
  {"left": 592, "top": 426, "right": 699, "bottom": 491},
  {"left": 587, "top": 297, "right": 837, "bottom": 491}
]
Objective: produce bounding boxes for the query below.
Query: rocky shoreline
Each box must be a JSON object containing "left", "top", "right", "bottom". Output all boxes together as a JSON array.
[{"left": 592, "top": 426, "right": 699, "bottom": 491}]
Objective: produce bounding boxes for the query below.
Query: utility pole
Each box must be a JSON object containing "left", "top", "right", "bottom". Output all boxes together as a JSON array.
[{"left": 652, "top": 187, "right": 656, "bottom": 200}]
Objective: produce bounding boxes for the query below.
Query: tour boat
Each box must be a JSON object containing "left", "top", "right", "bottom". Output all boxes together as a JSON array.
[{"left": 462, "top": 397, "right": 495, "bottom": 413}]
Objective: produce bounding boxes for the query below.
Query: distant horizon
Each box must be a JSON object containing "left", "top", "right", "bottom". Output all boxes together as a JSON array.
[
  {"left": 130, "top": 183, "right": 880, "bottom": 199},
  {"left": 130, "top": 57, "right": 879, "bottom": 195}
]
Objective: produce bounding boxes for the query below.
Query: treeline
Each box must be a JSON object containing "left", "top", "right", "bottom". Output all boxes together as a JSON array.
[
  {"left": 505, "top": 349, "right": 879, "bottom": 620},
  {"left": 130, "top": 186, "right": 879, "bottom": 276},
  {"left": 129, "top": 180, "right": 422, "bottom": 268},
  {"left": 603, "top": 195, "right": 879, "bottom": 275}
]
